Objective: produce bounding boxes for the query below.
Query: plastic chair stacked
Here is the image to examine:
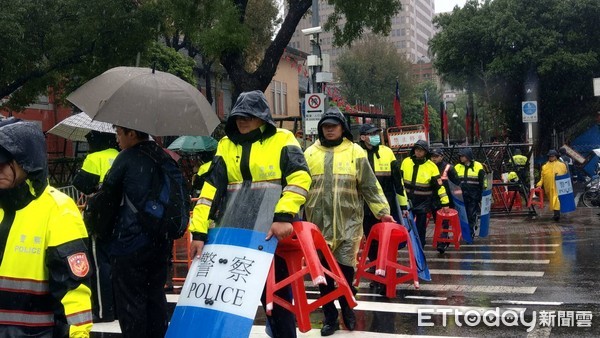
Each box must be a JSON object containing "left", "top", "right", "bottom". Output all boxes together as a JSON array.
[
  {"left": 527, "top": 187, "right": 544, "bottom": 209},
  {"left": 171, "top": 230, "right": 192, "bottom": 285},
  {"left": 505, "top": 191, "right": 523, "bottom": 210},
  {"left": 432, "top": 209, "right": 462, "bottom": 250},
  {"left": 265, "top": 221, "right": 357, "bottom": 333},
  {"left": 354, "top": 222, "right": 419, "bottom": 298}
]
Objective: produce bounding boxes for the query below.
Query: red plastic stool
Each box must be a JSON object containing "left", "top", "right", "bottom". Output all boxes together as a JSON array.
[
  {"left": 265, "top": 221, "right": 357, "bottom": 333},
  {"left": 527, "top": 187, "right": 544, "bottom": 208},
  {"left": 505, "top": 191, "right": 523, "bottom": 210},
  {"left": 432, "top": 209, "right": 461, "bottom": 250},
  {"left": 354, "top": 222, "right": 419, "bottom": 298}
]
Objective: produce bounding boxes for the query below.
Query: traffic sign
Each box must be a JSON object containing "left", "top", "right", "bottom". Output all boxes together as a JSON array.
[
  {"left": 522, "top": 101, "right": 538, "bottom": 123},
  {"left": 304, "top": 93, "right": 325, "bottom": 135}
]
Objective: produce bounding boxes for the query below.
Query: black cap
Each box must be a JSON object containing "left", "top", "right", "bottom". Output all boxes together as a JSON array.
[
  {"left": 359, "top": 124, "right": 381, "bottom": 135},
  {"left": 320, "top": 118, "right": 341, "bottom": 125},
  {"left": 547, "top": 150, "right": 559, "bottom": 157},
  {"left": 430, "top": 148, "right": 444, "bottom": 156},
  {"left": 0, "top": 147, "right": 11, "bottom": 164}
]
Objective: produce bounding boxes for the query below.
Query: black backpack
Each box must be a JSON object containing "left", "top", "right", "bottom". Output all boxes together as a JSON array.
[{"left": 125, "top": 147, "right": 190, "bottom": 240}]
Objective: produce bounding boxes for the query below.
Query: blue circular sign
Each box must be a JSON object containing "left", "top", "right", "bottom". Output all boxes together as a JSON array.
[{"left": 523, "top": 102, "right": 537, "bottom": 115}]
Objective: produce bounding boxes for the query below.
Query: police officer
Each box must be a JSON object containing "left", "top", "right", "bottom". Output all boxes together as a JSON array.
[
  {"left": 304, "top": 110, "right": 393, "bottom": 336},
  {"left": 72, "top": 130, "right": 119, "bottom": 323},
  {"left": 429, "top": 147, "right": 459, "bottom": 253},
  {"left": 189, "top": 90, "right": 312, "bottom": 338},
  {"left": 401, "top": 140, "right": 450, "bottom": 249},
  {"left": 0, "top": 118, "right": 92, "bottom": 337},
  {"left": 357, "top": 124, "right": 407, "bottom": 279},
  {"left": 72, "top": 131, "right": 119, "bottom": 195},
  {"left": 454, "top": 148, "right": 486, "bottom": 239}
]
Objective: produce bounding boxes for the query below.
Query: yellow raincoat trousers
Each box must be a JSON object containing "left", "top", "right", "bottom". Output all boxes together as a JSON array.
[{"left": 304, "top": 139, "right": 390, "bottom": 267}]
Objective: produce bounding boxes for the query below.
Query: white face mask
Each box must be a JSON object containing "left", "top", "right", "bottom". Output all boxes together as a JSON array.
[{"left": 368, "top": 135, "right": 381, "bottom": 146}]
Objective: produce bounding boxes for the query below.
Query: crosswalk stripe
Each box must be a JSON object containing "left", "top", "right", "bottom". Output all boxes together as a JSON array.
[
  {"left": 426, "top": 258, "right": 550, "bottom": 264},
  {"left": 251, "top": 326, "right": 468, "bottom": 338},
  {"left": 429, "top": 269, "right": 545, "bottom": 277},
  {"left": 464, "top": 244, "right": 559, "bottom": 247},
  {"left": 350, "top": 300, "right": 526, "bottom": 315},
  {"left": 310, "top": 283, "right": 536, "bottom": 295},
  {"left": 390, "top": 284, "right": 536, "bottom": 294},
  {"left": 405, "top": 295, "right": 448, "bottom": 300},
  {"left": 424, "top": 250, "right": 556, "bottom": 254},
  {"left": 491, "top": 300, "right": 563, "bottom": 306}
]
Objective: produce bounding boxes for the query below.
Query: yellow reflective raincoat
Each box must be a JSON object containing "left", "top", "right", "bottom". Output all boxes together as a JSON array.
[
  {"left": 0, "top": 119, "right": 92, "bottom": 338},
  {"left": 189, "top": 91, "right": 311, "bottom": 238},
  {"left": 536, "top": 159, "right": 568, "bottom": 211},
  {"left": 304, "top": 139, "right": 390, "bottom": 267}
]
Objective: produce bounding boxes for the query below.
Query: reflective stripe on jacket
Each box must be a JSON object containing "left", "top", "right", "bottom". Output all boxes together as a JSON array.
[
  {"left": 0, "top": 186, "right": 92, "bottom": 337},
  {"left": 401, "top": 157, "right": 449, "bottom": 212},
  {"left": 454, "top": 160, "right": 486, "bottom": 196},
  {"left": 190, "top": 129, "right": 311, "bottom": 235}
]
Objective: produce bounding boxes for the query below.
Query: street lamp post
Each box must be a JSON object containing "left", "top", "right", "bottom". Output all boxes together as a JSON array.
[
  {"left": 445, "top": 101, "right": 457, "bottom": 146},
  {"left": 452, "top": 111, "right": 458, "bottom": 145}
]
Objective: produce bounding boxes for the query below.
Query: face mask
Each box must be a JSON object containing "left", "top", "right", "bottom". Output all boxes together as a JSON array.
[{"left": 368, "top": 135, "right": 381, "bottom": 146}]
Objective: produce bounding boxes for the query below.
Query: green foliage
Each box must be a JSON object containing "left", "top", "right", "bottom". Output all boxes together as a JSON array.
[
  {"left": 139, "top": 42, "right": 196, "bottom": 85},
  {"left": 336, "top": 35, "right": 413, "bottom": 111},
  {"left": 0, "top": 0, "right": 161, "bottom": 110},
  {"left": 324, "top": 0, "right": 402, "bottom": 47},
  {"left": 430, "top": 0, "right": 600, "bottom": 145}
]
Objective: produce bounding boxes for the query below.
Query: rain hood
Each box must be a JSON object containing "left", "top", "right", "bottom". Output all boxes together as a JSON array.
[
  {"left": 317, "top": 107, "right": 353, "bottom": 143},
  {"left": 0, "top": 118, "right": 48, "bottom": 198},
  {"left": 409, "top": 139, "right": 431, "bottom": 160},
  {"left": 459, "top": 148, "right": 474, "bottom": 161},
  {"left": 225, "top": 90, "right": 277, "bottom": 140}
]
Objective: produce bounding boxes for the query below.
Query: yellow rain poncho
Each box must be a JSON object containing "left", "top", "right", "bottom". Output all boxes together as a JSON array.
[
  {"left": 304, "top": 138, "right": 390, "bottom": 267},
  {"left": 536, "top": 157, "right": 568, "bottom": 211}
]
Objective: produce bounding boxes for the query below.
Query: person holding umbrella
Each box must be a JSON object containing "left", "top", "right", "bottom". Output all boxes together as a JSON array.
[
  {"left": 536, "top": 150, "right": 568, "bottom": 221},
  {"left": 189, "top": 90, "right": 312, "bottom": 338},
  {"left": 89, "top": 127, "right": 175, "bottom": 338},
  {"left": 0, "top": 119, "right": 92, "bottom": 337},
  {"left": 72, "top": 130, "right": 119, "bottom": 323}
]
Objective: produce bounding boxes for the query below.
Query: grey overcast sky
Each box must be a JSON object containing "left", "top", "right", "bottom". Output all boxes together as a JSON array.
[{"left": 434, "top": 0, "right": 466, "bottom": 13}]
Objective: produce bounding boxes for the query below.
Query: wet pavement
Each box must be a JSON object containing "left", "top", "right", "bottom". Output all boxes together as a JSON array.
[{"left": 92, "top": 200, "right": 600, "bottom": 337}]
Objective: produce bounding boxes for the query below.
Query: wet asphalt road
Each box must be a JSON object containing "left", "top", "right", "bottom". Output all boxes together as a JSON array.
[{"left": 92, "top": 201, "right": 600, "bottom": 337}]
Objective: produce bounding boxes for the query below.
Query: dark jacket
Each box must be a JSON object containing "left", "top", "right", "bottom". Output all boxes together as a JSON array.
[{"left": 101, "top": 141, "right": 170, "bottom": 255}]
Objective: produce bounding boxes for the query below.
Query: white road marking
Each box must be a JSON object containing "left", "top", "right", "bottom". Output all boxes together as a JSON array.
[
  {"left": 429, "top": 269, "right": 544, "bottom": 277},
  {"left": 426, "top": 258, "right": 550, "bottom": 264},
  {"left": 491, "top": 300, "right": 563, "bottom": 306},
  {"left": 424, "top": 250, "right": 556, "bottom": 254}
]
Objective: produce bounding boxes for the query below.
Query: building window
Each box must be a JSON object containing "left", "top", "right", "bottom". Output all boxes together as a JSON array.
[{"left": 271, "top": 80, "right": 287, "bottom": 115}]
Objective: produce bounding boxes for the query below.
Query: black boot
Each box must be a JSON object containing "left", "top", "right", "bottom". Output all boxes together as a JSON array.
[
  {"left": 318, "top": 273, "right": 339, "bottom": 336},
  {"left": 320, "top": 321, "right": 339, "bottom": 336},
  {"left": 338, "top": 264, "right": 357, "bottom": 331},
  {"left": 552, "top": 210, "right": 560, "bottom": 221}
]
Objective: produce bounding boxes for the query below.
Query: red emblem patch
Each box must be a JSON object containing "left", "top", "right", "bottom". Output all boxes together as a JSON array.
[{"left": 67, "top": 252, "right": 90, "bottom": 278}]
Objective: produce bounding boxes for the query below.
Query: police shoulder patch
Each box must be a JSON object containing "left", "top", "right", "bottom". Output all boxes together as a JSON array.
[{"left": 67, "top": 252, "right": 90, "bottom": 278}]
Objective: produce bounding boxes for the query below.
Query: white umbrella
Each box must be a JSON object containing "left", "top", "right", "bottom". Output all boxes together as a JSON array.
[
  {"left": 47, "top": 112, "right": 115, "bottom": 142},
  {"left": 66, "top": 66, "right": 221, "bottom": 136}
]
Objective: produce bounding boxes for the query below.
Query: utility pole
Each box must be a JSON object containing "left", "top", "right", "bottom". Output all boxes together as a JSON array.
[{"left": 311, "top": 0, "right": 320, "bottom": 93}]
